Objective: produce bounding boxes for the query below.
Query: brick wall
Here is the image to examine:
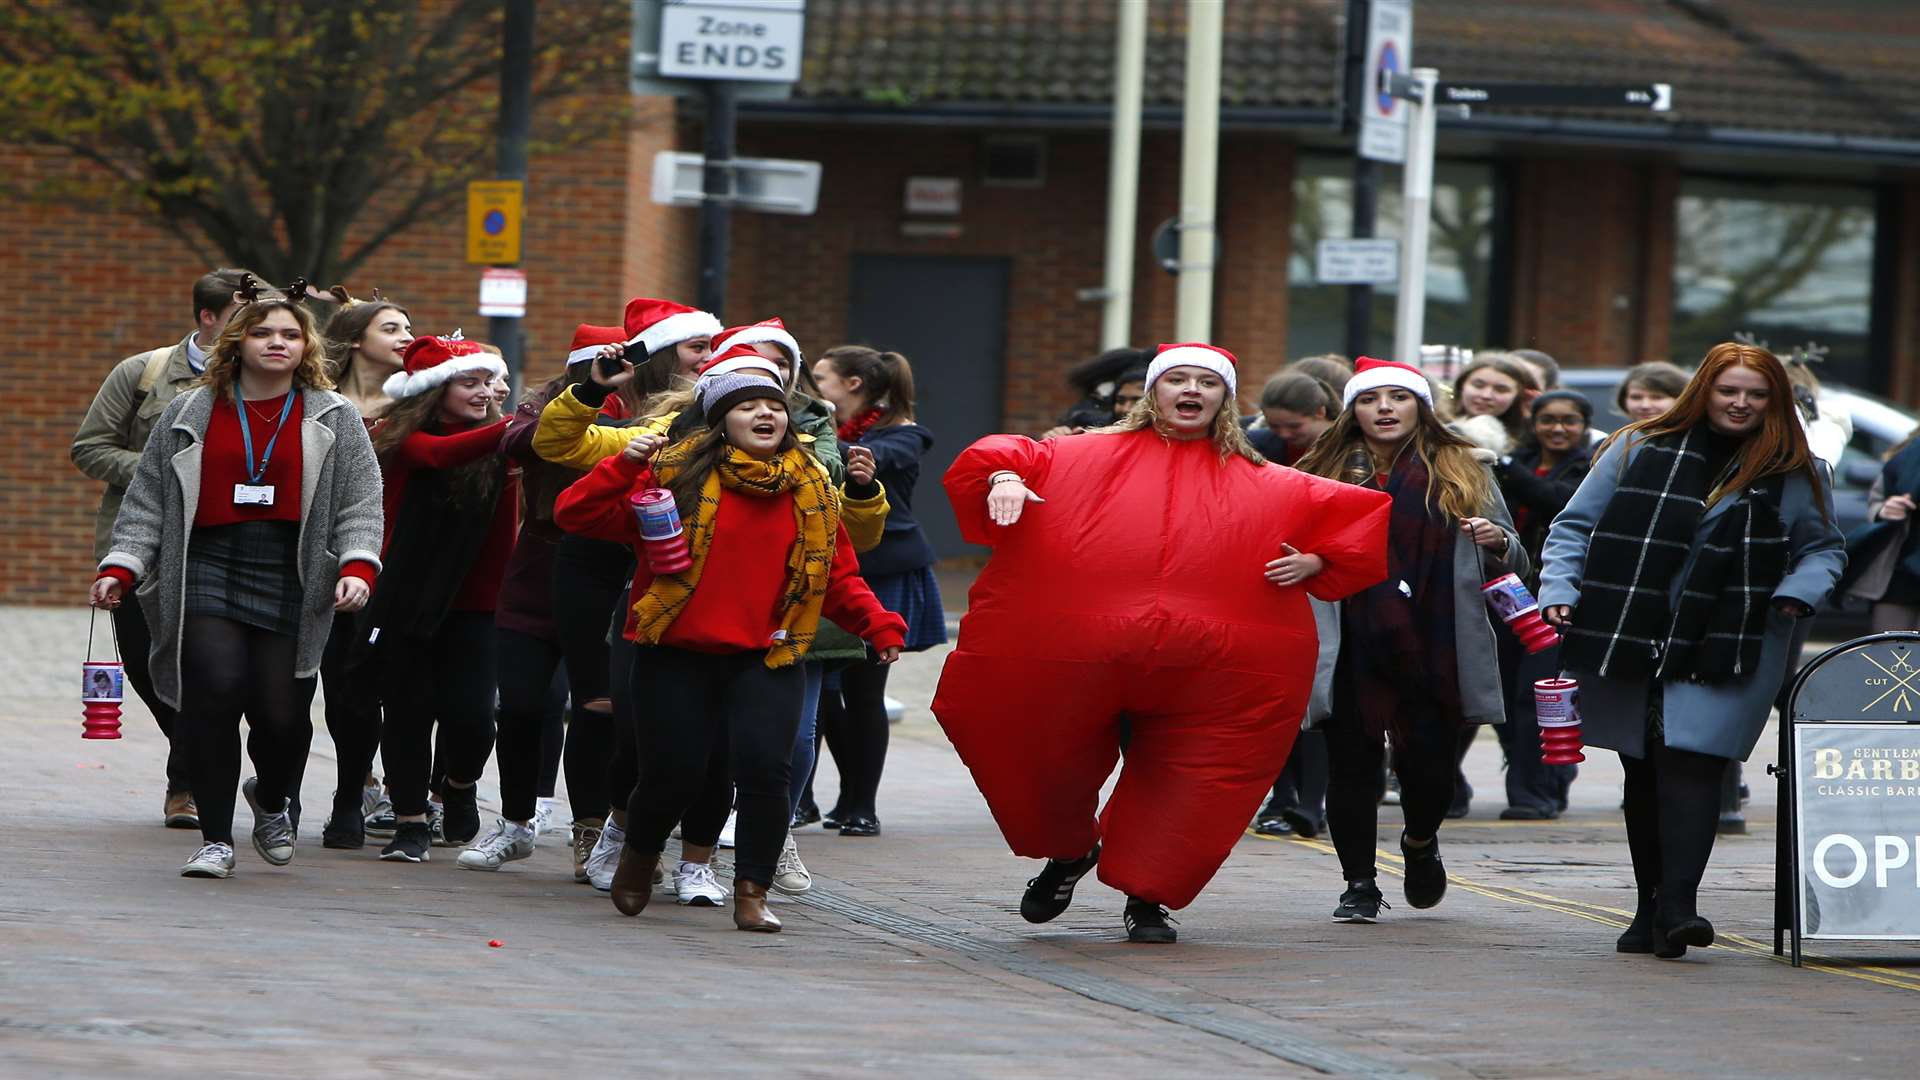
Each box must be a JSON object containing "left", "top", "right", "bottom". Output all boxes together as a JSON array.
[{"left": 0, "top": 94, "right": 682, "bottom": 605}]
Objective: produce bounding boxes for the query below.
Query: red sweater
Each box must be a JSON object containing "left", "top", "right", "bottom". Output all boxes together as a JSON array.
[
  {"left": 552, "top": 453, "right": 906, "bottom": 656},
  {"left": 382, "top": 419, "right": 518, "bottom": 613},
  {"left": 98, "top": 391, "right": 374, "bottom": 590}
]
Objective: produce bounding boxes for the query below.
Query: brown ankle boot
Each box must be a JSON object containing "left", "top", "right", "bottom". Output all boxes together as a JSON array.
[
  {"left": 610, "top": 848, "right": 659, "bottom": 916},
  {"left": 733, "top": 879, "right": 782, "bottom": 932}
]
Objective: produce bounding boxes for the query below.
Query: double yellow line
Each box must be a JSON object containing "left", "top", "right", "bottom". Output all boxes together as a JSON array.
[{"left": 1248, "top": 830, "right": 1920, "bottom": 994}]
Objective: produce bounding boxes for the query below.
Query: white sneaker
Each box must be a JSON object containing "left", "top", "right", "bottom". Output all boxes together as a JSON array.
[
  {"left": 533, "top": 797, "right": 564, "bottom": 837},
  {"left": 772, "top": 834, "right": 812, "bottom": 895},
  {"left": 242, "top": 776, "right": 294, "bottom": 866},
  {"left": 456, "top": 818, "right": 536, "bottom": 871},
  {"left": 585, "top": 817, "right": 626, "bottom": 892},
  {"left": 717, "top": 810, "right": 737, "bottom": 850},
  {"left": 180, "top": 842, "right": 236, "bottom": 878},
  {"left": 363, "top": 785, "right": 397, "bottom": 836},
  {"left": 674, "top": 860, "right": 729, "bottom": 907}
]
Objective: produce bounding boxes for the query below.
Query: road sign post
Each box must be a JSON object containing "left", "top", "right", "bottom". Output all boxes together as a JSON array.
[{"left": 650, "top": 152, "right": 822, "bottom": 214}]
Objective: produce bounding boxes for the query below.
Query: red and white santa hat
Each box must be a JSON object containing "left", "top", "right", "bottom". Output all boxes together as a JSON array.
[
  {"left": 696, "top": 342, "right": 783, "bottom": 384},
  {"left": 1343, "top": 356, "right": 1434, "bottom": 410},
  {"left": 383, "top": 334, "right": 506, "bottom": 400},
  {"left": 622, "top": 297, "right": 723, "bottom": 357},
  {"left": 567, "top": 324, "right": 626, "bottom": 365},
  {"left": 710, "top": 318, "right": 803, "bottom": 384},
  {"left": 1145, "top": 342, "right": 1239, "bottom": 398}
]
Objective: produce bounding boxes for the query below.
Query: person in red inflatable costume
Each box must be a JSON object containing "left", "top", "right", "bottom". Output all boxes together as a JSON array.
[{"left": 934, "top": 343, "right": 1392, "bottom": 943}]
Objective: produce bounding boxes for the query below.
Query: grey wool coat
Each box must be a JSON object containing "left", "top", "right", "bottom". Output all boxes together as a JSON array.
[
  {"left": 1305, "top": 463, "right": 1528, "bottom": 729},
  {"left": 1538, "top": 436, "right": 1845, "bottom": 762},
  {"left": 100, "top": 386, "right": 386, "bottom": 709}
]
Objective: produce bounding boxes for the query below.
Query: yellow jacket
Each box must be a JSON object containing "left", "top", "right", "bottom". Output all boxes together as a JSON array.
[{"left": 534, "top": 385, "right": 891, "bottom": 553}]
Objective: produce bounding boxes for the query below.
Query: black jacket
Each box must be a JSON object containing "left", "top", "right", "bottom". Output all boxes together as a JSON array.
[
  {"left": 845, "top": 422, "right": 938, "bottom": 578},
  {"left": 1495, "top": 440, "right": 1594, "bottom": 579}
]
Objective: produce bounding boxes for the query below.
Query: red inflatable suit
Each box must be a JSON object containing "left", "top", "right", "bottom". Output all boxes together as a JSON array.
[{"left": 933, "top": 430, "right": 1391, "bottom": 909}]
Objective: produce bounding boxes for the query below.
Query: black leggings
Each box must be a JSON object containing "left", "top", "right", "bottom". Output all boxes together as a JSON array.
[
  {"left": 553, "top": 539, "right": 628, "bottom": 818},
  {"left": 1323, "top": 657, "right": 1460, "bottom": 882},
  {"left": 606, "top": 613, "right": 640, "bottom": 815},
  {"left": 113, "top": 598, "right": 189, "bottom": 793},
  {"left": 820, "top": 659, "right": 892, "bottom": 818},
  {"left": 321, "top": 612, "right": 383, "bottom": 810},
  {"left": 380, "top": 613, "right": 498, "bottom": 817},
  {"left": 625, "top": 646, "right": 804, "bottom": 886},
  {"left": 496, "top": 628, "right": 566, "bottom": 823},
  {"left": 178, "top": 616, "right": 313, "bottom": 845},
  {"left": 1620, "top": 733, "right": 1725, "bottom": 918}
]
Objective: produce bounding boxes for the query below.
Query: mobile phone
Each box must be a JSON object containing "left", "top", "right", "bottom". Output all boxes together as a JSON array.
[{"left": 596, "top": 350, "right": 625, "bottom": 379}]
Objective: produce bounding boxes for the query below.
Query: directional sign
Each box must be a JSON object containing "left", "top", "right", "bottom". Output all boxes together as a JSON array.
[
  {"left": 658, "top": 0, "right": 804, "bottom": 83},
  {"left": 1359, "top": 0, "right": 1412, "bottom": 164},
  {"left": 1316, "top": 238, "right": 1399, "bottom": 285},
  {"left": 650, "top": 151, "right": 821, "bottom": 215},
  {"left": 466, "top": 180, "right": 523, "bottom": 265},
  {"left": 1435, "top": 81, "right": 1673, "bottom": 111}
]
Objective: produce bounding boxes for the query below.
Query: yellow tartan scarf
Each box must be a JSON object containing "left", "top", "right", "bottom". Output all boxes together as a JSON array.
[{"left": 632, "top": 442, "right": 840, "bottom": 667}]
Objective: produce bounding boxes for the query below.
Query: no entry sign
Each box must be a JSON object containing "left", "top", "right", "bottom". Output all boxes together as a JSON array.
[{"left": 1360, "top": 0, "right": 1412, "bottom": 164}]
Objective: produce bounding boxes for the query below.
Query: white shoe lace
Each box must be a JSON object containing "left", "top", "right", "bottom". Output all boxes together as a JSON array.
[
  {"left": 191, "top": 842, "right": 233, "bottom": 864},
  {"left": 775, "top": 839, "right": 809, "bottom": 881},
  {"left": 467, "top": 819, "right": 512, "bottom": 855},
  {"left": 257, "top": 812, "right": 293, "bottom": 848},
  {"left": 585, "top": 822, "right": 624, "bottom": 886},
  {"left": 678, "top": 861, "right": 727, "bottom": 899}
]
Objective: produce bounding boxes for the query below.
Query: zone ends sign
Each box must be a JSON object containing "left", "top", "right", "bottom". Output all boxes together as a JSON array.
[{"left": 658, "top": 2, "right": 804, "bottom": 83}]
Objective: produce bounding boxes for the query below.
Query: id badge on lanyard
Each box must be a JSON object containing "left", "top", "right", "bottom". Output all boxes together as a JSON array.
[{"left": 235, "top": 392, "right": 295, "bottom": 506}]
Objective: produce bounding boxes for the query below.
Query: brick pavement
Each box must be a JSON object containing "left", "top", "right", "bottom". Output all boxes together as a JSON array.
[{"left": 5, "top": 605, "right": 1920, "bottom": 1078}]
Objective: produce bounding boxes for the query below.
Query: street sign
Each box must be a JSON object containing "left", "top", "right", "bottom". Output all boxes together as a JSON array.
[
  {"left": 658, "top": 0, "right": 804, "bottom": 83},
  {"left": 1359, "top": 0, "right": 1412, "bottom": 164},
  {"left": 1779, "top": 633, "right": 1920, "bottom": 964},
  {"left": 466, "top": 180, "right": 524, "bottom": 265},
  {"left": 904, "top": 176, "right": 962, "bottom": 216},
  {"left": 1316, "top": 238, "right": 1399, "bottom": 285},
  {"left": 650, "top": 151, "right": 821, "bottom": 215},
  {"left": 1436, "top": 81, "right": 1673, "bottom": 111},
  {"left": 478, "top": 268, "right": 527, "bottom": 318},
  {"left": 629, "top": 1, "right": 797, "bottom": 99}
]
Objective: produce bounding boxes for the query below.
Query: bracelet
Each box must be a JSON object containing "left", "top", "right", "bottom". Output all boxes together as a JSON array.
[{"left": 989, "top": 473, "right": 1024, "bottom": 486}]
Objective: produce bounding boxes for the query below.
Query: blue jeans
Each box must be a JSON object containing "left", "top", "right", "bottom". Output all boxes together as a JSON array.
[{"left": 789, "top": 663, "right": 825, "bottom": 816}]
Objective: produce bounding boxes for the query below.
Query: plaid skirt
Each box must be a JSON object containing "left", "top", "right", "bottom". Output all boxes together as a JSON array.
[
  {"left": 864, "top": 566, "right": 948, "bottom": 652},
  {"left": 185, "top": 521, "right": 303, "bottom": 636}
]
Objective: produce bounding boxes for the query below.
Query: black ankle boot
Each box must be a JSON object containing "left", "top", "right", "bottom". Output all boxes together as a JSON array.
[
  {"left": 1616, "top": 889, "right": 1662, "bottom": 954},
  {"left": 1653, "top": 894, "right": 1713, "bottom": 959}
]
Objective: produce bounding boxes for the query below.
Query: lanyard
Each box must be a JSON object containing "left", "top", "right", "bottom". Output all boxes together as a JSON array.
[{"left": 235, "top": 391, "right": 296, "bottom": 484}]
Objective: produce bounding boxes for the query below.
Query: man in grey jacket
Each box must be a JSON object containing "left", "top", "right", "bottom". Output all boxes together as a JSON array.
[{"left": 69, "top": 267, "right": 257, "bottom": 831}]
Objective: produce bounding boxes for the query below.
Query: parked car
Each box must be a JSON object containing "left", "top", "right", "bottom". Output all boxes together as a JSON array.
[{"left": 1558, "top": 367, "right": 1919, "bottom": 638}]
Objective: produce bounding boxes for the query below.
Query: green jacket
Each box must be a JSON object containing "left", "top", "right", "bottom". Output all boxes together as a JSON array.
[{"left": 71, "top": 338, "right": 202, "bottom": 558}]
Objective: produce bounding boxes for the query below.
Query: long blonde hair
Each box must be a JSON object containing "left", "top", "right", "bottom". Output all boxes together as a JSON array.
[
  {"left": 201, "top": 297, "right": 335, "bottom": 396},
  {"left": 1297, "top": 395, "right": 1493, "bottom": 521},
  {"left": 1096, "top": 385, "right": 1265, "bottom": 464}
]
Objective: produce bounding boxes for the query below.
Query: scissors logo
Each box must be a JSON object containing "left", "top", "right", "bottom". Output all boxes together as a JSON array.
[{"left": 1861, "top": 647, "right": 1920, "bottom": 713}]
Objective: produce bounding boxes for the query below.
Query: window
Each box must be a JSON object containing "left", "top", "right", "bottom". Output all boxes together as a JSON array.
[
  {"left": 1671, "top": 180, "right": 1876, "bottom": 388},
  {"left": 1287, "top": 156, "right": 1498, "bottom": 360}
]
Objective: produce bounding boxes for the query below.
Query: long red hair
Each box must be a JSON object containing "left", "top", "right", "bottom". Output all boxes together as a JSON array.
[{"left": 1605, "top": 341, "right": 1822, "bottom": 509}]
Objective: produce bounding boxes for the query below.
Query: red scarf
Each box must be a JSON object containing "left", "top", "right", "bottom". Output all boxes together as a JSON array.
[{"left": 837, "top": 407, "right": 886, "bottom": 443}]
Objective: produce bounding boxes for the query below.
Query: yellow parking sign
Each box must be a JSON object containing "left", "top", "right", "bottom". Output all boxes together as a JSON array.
[{"left": 467, "top": 180, "right": 524, "bottom": 265}]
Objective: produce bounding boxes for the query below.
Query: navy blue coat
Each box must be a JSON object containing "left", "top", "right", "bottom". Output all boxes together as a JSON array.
[{"left": 847, "top": 422, "right": 938, "bottom": 578}]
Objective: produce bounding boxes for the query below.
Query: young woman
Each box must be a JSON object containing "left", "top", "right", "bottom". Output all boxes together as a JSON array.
[
  {"left": 935, "top": 344, "right": 1390, "bottom": 943},
  {"left": 316, "top": 291, "right": 414, "bottom": 848},
  {"left": 355, "top": 335, "right": 515, "bottom": 863},
  {"left": 1542, "top": 343, "right": 1843, "bottom": 959},
  {"left": 807, "top": 346, "right": 947, "bottom": 837},
  {"left": 1449, "top": 353, "right": 1541, "bottom": 456},
  {"left": 1614, "top": 361, "right": 1689, "bottom": 423},
  {"left": 553, "top": 353, "right": 906, "bottom": 932},
  {"left": 1043, "top": 367, "right": 1146, "bottom": 439},
  {"left": 1050, "top": 346, "right": 1154, "bottom": 433},
  {"left": 1488, "top": 389, "right": 1595, "bottom": 820},
  {"left": 1246, "top": 371, "right": 1340, "bottom": 465},
  {"left": 1296, "top": 357, "right": 1525, "bottom": 923},
  {"left": 92, "top": 280, "right": 384, "bottom": 878}
]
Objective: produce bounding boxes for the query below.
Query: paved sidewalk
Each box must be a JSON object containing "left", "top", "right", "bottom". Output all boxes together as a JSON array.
[{"left": 5, "top": 605, "right": 1920, "bottom": 1078}]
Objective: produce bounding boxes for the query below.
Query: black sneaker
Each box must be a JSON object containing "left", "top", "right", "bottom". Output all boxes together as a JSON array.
[
  {"left": 380, "top": 821, "right": 433, "bottom": 863},
  {"left": 1123, "top": 896, "right": 1177, "bottom": 944},
  {"left": 1332, "top": 880, "right": 1388, "bottom": 923},
  {"left": 1019, "top": 844, "right": 1101, "bottom": 924},
  {"left": 1401, "top": 832, "right": 1447, "bottom": 909},
  {"left": 323, "top": 790, "right": 366, "bottom": 849}
]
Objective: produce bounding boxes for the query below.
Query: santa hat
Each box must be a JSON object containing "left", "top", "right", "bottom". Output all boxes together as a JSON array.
[
  {"left": 698, "top": 342, "right": 784, "bottom": 384},
  {"left": 1343, "top": 356, "right": 1434, "bottom": 410},
  {"left": 622, "top": 297, "right": 723, "bottom": 357},
  {"left": 711, "top": 318, "right": 802, "bottom": 383},
  {"left": 1145, "top": 342, "right": 1239, "bottom": 398},
  {"left": 383, "top": 335, "right": 506, "bottom": 400},
  {"left": 566, "top": 324, "right": 626, "bottom": 365}
]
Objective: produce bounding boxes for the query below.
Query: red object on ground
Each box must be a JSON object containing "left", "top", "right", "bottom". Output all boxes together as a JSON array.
[{"left": 488, "top": 939, "right": 503, "bottom": 948}]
